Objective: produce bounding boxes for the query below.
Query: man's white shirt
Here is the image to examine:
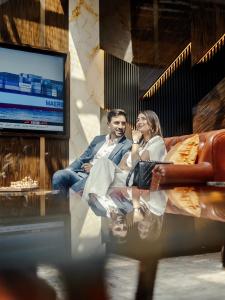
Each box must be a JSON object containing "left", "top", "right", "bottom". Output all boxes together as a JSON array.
[{"left": 91, "top": 134, "right": 119, "bottom": 165}]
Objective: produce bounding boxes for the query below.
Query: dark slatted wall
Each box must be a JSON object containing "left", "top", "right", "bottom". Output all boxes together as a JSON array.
[
  {"left": 140, "top": 50, "right": 193, "bottom": 137},
  {"left": 104, "top": 53, "right": 139, "bottom": 127},
  {"left": 140, "top": 42, "right": 225, "bottom": 137},
  {"left": 191, "top": 42, "right": 225, "bottom": 109}
]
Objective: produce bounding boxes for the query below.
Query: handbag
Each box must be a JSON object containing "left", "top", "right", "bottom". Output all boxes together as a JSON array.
[{"left": 126, "top": 160, "right": 172, "bottom": 189}]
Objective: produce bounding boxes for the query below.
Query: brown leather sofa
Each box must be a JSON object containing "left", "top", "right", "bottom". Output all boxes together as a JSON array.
[{"left": 152, "top": 129, "right": 225, "bottom": 185}]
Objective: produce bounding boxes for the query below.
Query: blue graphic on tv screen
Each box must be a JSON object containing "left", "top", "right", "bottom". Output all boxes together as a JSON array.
[
  {"left": 0, "top": 72, "right": 63, "bottom": 99},
  {"left": 0, "top": 71, "right": 64, "bottom": 132}
]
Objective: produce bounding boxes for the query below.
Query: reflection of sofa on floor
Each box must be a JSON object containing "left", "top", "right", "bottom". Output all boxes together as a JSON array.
[{"left": 153, "top": 129, "right": 225, "bottom": 185}]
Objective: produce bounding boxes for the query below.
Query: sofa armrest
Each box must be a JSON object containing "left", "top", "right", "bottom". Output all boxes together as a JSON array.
[{"left": 152, "top": 162, "right": 214, "bottom": 185}]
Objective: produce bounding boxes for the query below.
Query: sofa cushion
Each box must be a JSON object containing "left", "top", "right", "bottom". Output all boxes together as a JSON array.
[{"left": 164, "top": 134, "right": 199, "bottom": 165}]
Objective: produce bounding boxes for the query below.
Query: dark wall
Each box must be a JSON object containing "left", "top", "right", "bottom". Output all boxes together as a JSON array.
[
  {"left": 140, "top": 49, "right": 193, "bottom": 137},
  {"left": 142, "top": 40, "right": 225, "bottom": 137},
  {"left": 104, "top": 47, "right": 194, "bottom": 137},
  {"left": 102, "top": 0, "right": 225, "bottom": 137},
  {"left": 104, "top": 37, "right": 225, "bottom": 137},
  {"left": 104, "top": 53, "right": 139, "bottom": 127}
]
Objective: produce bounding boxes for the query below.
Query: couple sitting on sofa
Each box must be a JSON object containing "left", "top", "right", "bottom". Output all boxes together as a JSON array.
[{"left": 52, "top": 109, "right": 167, "bottom": 198}]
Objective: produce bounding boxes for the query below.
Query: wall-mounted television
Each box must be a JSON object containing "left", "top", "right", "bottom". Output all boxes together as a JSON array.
[{"left": 0, "top": 43, "right": 67, "bottom": 136}]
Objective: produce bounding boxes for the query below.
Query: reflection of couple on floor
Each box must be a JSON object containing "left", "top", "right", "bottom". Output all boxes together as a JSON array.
[
  {"left": 89, "top": 187, "right": 167, "bottom": 241},
  {"left": 52, "top": 109, "right": 167, "bottom": 198}
]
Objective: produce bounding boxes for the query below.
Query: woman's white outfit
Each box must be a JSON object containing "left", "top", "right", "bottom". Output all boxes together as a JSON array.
[
  {"left": 82, "top": 135, "right": 167, "bottom": 201},
  {"left": 140, "top": 190, "right": 168, "bottom": 216}
]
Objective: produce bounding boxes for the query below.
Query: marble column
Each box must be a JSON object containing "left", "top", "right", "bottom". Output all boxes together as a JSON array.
[{"left": 69, "top": 0, "right": 104, "bottom": 162}]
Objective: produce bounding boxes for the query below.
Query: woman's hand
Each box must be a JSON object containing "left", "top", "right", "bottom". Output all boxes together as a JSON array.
[
  {"left": 132, "top": 130, "right": 142, "bottom": 143},
  {"left": 131, "top": 130, "right": 142, "bottom": 167}
]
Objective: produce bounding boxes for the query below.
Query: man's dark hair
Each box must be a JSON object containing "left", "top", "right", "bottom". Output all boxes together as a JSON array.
[{"left": 107, "top": 109, "right": 127, "bottom": 123}]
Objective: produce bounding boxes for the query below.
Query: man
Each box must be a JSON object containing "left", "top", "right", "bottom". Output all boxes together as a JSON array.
[{"left": 52, "top": 109, "right": 132, "bottom": 194}]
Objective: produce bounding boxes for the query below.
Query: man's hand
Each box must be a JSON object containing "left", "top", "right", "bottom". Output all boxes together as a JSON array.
[{"left": 82, "top": 163, "right": 93, "bottom": 173}]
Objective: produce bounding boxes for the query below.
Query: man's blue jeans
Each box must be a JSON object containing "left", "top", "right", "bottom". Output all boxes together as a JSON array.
[{"left": 52, "top": 169, "right": 87, "bottom": 195}]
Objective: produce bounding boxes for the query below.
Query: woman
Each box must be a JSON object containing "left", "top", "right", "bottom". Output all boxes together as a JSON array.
[
  {"left": 82, "top": 110, "right": 167, "bottom": 201},
  {"left": 136, "top": 190, "right": 167, "bottom": 240}
]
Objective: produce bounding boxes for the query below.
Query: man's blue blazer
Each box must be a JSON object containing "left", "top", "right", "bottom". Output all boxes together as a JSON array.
[{"left": 68, "top": 134, "right": 132, "bottom": 173}]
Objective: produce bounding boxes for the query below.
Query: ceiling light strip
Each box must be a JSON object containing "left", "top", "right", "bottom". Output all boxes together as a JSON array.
[
  {"left": 143, "top": 43, "right": 192, "bottom": 99},
  {"left": 197, "top": 34, "right": 225, "bottom": 64}
]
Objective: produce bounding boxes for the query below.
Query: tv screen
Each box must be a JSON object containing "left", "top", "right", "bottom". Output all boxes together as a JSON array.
[{"left": 0, "top": 44, "right": 66, "bottom": 135}]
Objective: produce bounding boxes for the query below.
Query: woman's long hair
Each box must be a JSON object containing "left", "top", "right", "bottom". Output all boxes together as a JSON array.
[{"left": 138, "top": 110, "right": 163, "bottom": 137}]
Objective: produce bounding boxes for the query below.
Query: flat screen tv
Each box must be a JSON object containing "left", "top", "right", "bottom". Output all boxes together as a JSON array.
[{"left": 0, "top": 43, "right": 67, "bottom": 136}]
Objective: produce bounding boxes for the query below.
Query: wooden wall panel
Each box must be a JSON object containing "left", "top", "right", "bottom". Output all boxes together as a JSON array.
[
  {"left": 193, "top": 77, "right": 225, "bottom": 133},
  {"left": 131, "top": 0, "right": 191, "bottom": 67},
  {"left": 45, "top": 138, "right": 69, "bottom": 189},
  {"left": 0, "top": 135, "right": 70, "bottom": 189},
  {"left": 191, "top": 0, "right": 225, "bottom": 64},
  {"left": 0, "top": 0, "right": 41, "bottom": 46},
  {"left": 45, "top": 0, "right": 68, "bottom": 52},
  {"left": 0, "top": 0, "right": 69, "bottom": 188},
  {"left": 0, "top": 137, "right": 40, "bottom": 186}
]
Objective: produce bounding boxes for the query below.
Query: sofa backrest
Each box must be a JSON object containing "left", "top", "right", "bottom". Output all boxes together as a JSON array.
[{"left": 164, "top": 129, "right": 225, "bottom": 180}]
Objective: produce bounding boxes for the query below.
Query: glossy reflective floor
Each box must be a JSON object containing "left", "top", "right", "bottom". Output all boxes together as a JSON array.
[
  {"left": 105, "top": 252, "right": 225, "bottom": 300},
  {"left": 154, "top": 252, "right": 225, "bottom": 300},
  {"left": 1, "top": 186, "right": 225, "bottom": 299}
]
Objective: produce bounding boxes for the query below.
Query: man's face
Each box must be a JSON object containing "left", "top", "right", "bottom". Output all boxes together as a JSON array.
[
  {"left": 108, "top": 115, "right": 127, "bottom": 139},
  {"left": 112, "top": 216, "right": 128, "bottom": 238}
]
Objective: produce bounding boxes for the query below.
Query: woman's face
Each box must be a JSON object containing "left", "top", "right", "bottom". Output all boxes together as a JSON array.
[{"left": 136, "top": 113, "right": 152, "bottom": 134}]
